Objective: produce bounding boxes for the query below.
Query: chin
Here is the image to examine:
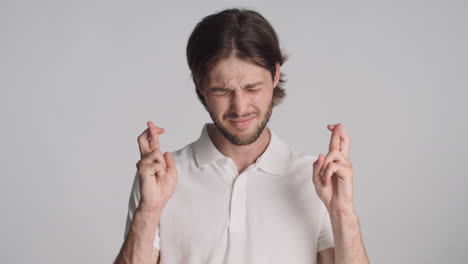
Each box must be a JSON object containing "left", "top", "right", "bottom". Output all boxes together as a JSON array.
[
  {"left": 208, "top": 102, "right": 273, "bottom": 146},
  {"left": 220, "top": 117, "right": 267, "bottom": 146}
]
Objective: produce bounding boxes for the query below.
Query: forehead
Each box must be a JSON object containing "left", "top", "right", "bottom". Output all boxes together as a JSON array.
[{"left": 206, "top": 56, "right": 270, "bottom": 88}]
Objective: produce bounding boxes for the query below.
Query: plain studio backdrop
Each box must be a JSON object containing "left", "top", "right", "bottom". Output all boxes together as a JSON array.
[{"left": 2, "top": 0, "right": 467, "bottom": 263}]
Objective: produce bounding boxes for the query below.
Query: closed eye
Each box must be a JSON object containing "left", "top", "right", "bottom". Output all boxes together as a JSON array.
[
  {"left": 247, "top": 88, "right": 260, "bottom": 92},
  {"left": 244, "top": 82, "right": 263, "bottom": 92},
  {"left": 209, "top": 88, "right": 231, "bottom": 95}
]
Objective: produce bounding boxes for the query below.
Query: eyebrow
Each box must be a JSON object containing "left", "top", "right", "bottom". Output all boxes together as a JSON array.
[{"left": 208, "top": 81, "right": 264, "bottom": 91}]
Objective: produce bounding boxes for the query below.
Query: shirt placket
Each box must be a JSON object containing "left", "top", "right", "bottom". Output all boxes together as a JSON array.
[{"left": 226, "top": 159, "right": 256, "bottom": 233}]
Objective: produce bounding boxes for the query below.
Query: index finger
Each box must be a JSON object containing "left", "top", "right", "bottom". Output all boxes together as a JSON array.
[
  {"left": 328, "top": 123, "right": 342, "bottom": 152},
  {"left": 328, "top": 123, "right": 350, "bottom": 159},
  {"left": 147, "top": 121, "right": 165, "bottom": 151},
  {"left": 137, "top": 122, "right": 165, "bottom": 157}
]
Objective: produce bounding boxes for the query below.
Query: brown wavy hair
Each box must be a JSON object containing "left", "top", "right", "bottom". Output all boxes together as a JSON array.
[{"left": 186, "top": 8, "right": 288, "bottom": 108}]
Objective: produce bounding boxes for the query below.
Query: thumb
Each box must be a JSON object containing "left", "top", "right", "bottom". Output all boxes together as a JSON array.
[
  {"left": 164, "top": 152, "right": 177, "bottom": 175},
  {"left": 312, "top": 155, "right": 321, "bottom": 185}
]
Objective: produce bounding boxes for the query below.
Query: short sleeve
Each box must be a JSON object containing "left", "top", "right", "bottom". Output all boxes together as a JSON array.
[
  {"left": 124, "top": 171, "right": 161, "bottom": 250},
  {"left": 317, "top": 204, "right": 335, "bottom": 252}
]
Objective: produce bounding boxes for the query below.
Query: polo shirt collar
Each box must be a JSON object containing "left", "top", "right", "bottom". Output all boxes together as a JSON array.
[
  {"left": 193, "top": 123, "right": 226, "bottom": 166},
  {"left": 193, "top": 123, "right": 289, "bottom": 176}
]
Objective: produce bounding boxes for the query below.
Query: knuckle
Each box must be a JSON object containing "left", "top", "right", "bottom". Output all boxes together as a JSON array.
[
  {"left": 322, "top": 164, "right": 328, "bottom": 173},
  {"left": 151, "top": 148, "right": 161, "bottom": 156},
  {"left": 312, "top": 177, "right": 317, "bottom": 185},
  {"left": 137, "top": 165, "right": 146, "bottom": 176},
  {"left": 153, "top": 164, "right": 163, "bottom": 175},
  {"left": 153, "top": 152, "right": 164, "bottom": 163}
]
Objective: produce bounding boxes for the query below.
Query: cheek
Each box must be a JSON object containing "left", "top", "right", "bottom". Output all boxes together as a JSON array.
[
  {"left": 258, "top": 90, "right": 273, "bottom": 107},
  {"left": 206, "top": 97, "right": 228, "bottom": 114}
]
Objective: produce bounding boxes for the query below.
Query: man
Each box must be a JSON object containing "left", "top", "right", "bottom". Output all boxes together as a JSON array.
[{"left": 114, "top": 8, "right": 369, "bottom": 264}]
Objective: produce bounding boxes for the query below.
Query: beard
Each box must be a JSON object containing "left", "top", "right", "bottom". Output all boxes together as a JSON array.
[{"left": 207, "top": 100, "right": 273, "bottom": 146}]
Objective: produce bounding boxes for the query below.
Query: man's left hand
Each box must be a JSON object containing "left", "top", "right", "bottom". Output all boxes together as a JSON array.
[{"left": 312, "top": 123, "right": 355, "bottom": 215}]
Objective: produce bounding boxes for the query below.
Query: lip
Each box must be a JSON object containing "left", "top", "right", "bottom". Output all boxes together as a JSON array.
[{"left": 228, "top": 116, "right": 255, "bottom": 129}]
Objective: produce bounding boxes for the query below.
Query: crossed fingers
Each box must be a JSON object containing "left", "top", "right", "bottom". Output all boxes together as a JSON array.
[
  {"left": 137, "top": 121, "right": 165, "bottom": 158},
  {"left": 327, "top": 123, "right": 350, "bottom": 159},
  {"left": 313, "top": 123, "right": 352, "bottom": 187}
]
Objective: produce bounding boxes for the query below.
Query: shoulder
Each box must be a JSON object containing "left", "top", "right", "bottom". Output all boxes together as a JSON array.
[
  {"left": 282, "top": 141, "right": 318, "bottom": 173},
  {"left": 271, "top": 129, "right": 318, "bottom": 169},
  {"left": 169, "top": 142, "right": 195, "bottom": 168},
  {"left": 278, "top": 140, "right": 326, "bottom": 207}
]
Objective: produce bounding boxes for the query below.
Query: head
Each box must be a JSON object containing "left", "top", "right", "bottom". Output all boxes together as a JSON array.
[{"left": 186, "top": 8, "right": 288, "bottom": 145}]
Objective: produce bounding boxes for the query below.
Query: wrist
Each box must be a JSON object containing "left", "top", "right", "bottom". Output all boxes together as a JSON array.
[
  {"left": 327, "top": 203, "right": 356, "bottom": 219},
  {"left": 137, "top": 203, "right": 164, "bottom": 216}
]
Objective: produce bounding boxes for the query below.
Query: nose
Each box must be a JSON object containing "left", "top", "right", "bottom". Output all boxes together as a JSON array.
[{"left": 230, "top": 90, "right": 250, "bottom": 117}]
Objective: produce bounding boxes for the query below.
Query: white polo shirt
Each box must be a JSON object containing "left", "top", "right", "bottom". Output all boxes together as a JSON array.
[{"left": 125, "top": 123, "right": 334, "bottom": 264}]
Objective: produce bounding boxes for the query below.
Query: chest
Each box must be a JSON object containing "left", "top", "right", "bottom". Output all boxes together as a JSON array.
[{"left": 158, "top": 162, "right": 324, "bottom": 263}]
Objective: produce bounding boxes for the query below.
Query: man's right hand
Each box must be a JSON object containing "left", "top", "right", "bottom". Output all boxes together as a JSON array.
[{"left": 136, "top": 121, "right": 178, "bottom": 212}]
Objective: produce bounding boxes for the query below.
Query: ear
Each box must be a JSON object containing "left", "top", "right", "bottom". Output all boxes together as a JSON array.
[{"left": 273, "top": 63, "right": 280, "bottom": 88}]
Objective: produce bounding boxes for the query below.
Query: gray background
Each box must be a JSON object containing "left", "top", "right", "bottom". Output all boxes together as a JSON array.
[{"left": 2, "top": 0, "right": 467, "bottom": 263}]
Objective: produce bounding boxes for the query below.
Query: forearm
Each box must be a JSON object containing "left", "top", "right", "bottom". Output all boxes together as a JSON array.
[
  {"left": 114, "top": 207, "right": 162, "bottom": 264},
  {"left": 329, "top": 207, "right": 369, "bottom": 264}
]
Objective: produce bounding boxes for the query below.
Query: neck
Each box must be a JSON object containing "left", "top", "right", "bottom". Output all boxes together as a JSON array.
[{"left": 207, "top": 123, "right": 271, "bottom": 174}]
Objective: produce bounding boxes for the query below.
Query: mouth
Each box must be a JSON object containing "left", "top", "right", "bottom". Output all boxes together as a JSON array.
[{"left": 227, "top": 115, "right": 255, "bottom": 129}]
